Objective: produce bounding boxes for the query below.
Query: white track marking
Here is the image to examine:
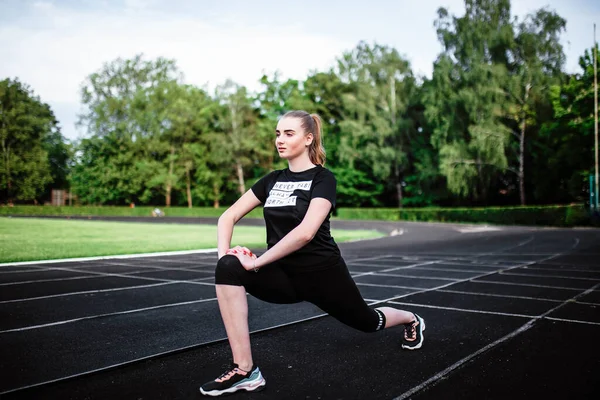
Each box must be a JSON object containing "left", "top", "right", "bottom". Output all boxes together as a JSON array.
[
  {"left": 371, "top": 272, "right": 460, "bottom": 281},
  {"left": 455, "top": 226, "right": 502, "bottom": 233},
  {"left": 345, "top": 254, "right": 396, "bottom": 263},
  {"left": 574, "top": 300, "right": 600, "bottom": 306},
  {"left": 387, "top": 301, "right": 535, "bottom": 319},
  {"left": 473, "top": 279, "right": 592, "bottom": 291},
  {"left": 0, "top": 282, "right": 179, "bottom": 304},
  {"left": 524, "top": 265, "right": 600, "bottom": 273},
  {"left": 1, "top": 232, "right": 586, "bottom": 396},
  {"left": 544, "top": 316, "right": 600, "bottom": 326},
  {"left": 0, "top": 248, "right": 218, "bottom": 267},
  {"left": 0, "top": 310, "right": 332, "bottom": 396},
  {"left": 356, "top": 282, "right": 422, "bottom": 290},
  {"left": 500, "top": 271, "right": 600, "bottom": 281},
  {"left": 417, "top": 266, "right": 508, "bottom": 273},
  {"left": 100, "top": 261, "right": 214, "bottom": 275},
  {"left": 393, "top": 237, "right": 586, "bottom": 400},
  {"left": 0, "top": 297, "right": 218, "bottom": 334},
  {"left": 436, "top": 289, "right": 564, "bottom": 303}
]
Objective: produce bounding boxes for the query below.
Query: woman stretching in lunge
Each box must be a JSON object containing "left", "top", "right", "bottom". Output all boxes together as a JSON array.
[{"left": 199, "top": 110, "right": 425, "bottom": 396}]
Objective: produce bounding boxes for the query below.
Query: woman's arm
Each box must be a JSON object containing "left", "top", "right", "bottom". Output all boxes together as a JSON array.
[
  {"left": 251, "top": 197, "right": 332, "bottom": 268},
  {"left": 217, "top": 189, "right": 262, "bottom": 259}
]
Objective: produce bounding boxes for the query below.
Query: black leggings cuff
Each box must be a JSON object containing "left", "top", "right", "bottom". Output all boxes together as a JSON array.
[{"left": 374, "top": 309, "right": 386, "bottom": 331}]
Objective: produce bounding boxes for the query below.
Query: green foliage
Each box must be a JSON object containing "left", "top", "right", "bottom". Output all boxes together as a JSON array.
[
  {"left": 335, "top": 204, "right": 593, "bottom": 227},
  {"left": 3, "top": 0, "right": 594, "bottom": 213},
  {"left": 0, "top": 205, "right": 263, "bottom": 218},
  {"left": 534, "top": 47, "right": 598, "bottom": 204},
  {"left": 0, "top": 78, "right": 60, "bottom": 203}
]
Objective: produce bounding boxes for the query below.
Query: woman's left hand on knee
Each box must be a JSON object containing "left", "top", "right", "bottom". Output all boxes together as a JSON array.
[{"left": 227, "top": 246, "right": 257, "bottom": 271}]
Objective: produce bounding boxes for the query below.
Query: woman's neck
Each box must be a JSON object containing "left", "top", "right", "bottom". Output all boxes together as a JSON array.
[{"left": 287, "top": 155, "right": 316, "bottom": 173}]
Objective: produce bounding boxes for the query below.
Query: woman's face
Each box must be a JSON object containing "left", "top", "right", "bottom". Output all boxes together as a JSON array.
[{"left": 275, "top": 117, "right": 313, "bottom": 161}]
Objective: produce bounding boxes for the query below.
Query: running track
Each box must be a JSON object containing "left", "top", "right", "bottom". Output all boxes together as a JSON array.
[{"left": 0, "top": 218, "right": 599, "bottom": 399}]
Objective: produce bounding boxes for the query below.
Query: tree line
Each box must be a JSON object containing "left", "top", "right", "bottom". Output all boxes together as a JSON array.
[{"left": 1, "top": 0, "right": 598, "bottom": 209}]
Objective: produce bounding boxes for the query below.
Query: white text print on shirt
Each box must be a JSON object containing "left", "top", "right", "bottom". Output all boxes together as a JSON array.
[{"left": 264, "top": 180, "right": 312, "bottom": 208}]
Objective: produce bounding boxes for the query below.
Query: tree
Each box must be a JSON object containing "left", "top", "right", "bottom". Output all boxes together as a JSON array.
[
  {"left": 504, "top": 8, "right": 566, "bottom": 205},
  {"left": 335, "top": 41, "right": 416, "bottom": 207},
  {"left": 213, "top": 80, "right": 260, "bottom": 197},
  {"left": 0, "top": 78, "right": 58, "bottom": 203},
  {"left": 426, "top": 0, "right": 515, "bottom": 203},
  {"left": 535, "top": 48, "right": 598, "bottom": 203},
  {"left": 41, "top": 128, "right": 72, "bottom": 203},
  {"left": 73, "top": 54, "right": 182, "bottom": 205},
  {"left": 167, "top": 84, "right": 214, "bottom": 208}
]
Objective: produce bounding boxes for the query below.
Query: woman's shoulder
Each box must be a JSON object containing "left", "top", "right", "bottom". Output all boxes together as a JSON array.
[
  {"left": 261, "top": 169, "right": 285, "bottom": 181},
  {"left": 315, "top": 165, "right": 336, "bottom": 180}
]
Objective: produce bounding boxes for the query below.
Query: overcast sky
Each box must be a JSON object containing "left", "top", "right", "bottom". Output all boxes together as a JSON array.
[{"left": 1, "top": 0, "right": 599, "bottom": 141}]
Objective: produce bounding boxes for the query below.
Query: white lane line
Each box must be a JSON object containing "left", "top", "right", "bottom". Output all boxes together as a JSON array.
[
  {"left": 575, "top": 300, "right": 600, "bottom": 306},
  {"left": 387, "top": 301, "right": 535, "bottom": 319},
  {"left": 436, "top": 289, "right": 564, "bottom": 303},
  {"left": 1, "top": 276, "right": 216, "bottom": 304},
  {"left": 16, "top": 265, "right": 217, "bottom": 290},
  {"left": 500, "top": 271, "right": 600, "bottom": 281},
  {"left": 0, "top": 263, "right": 213, "bottom": 286},
  {"left": 356, "top": 282, "right": 422, "bottom": 290},
  {"left": 394, "top": 238, "right": 588, "bottom": 400},
  {"left": 380, "top": 261, "right": 441, "bottom": 273},
  {"left": 0, "top": 274, "right": 120, "bottom": 286},
  {"left": 2, "top": 233, "right": 579, "bottom": 393},
  {"left": 525, "top": 266, "right": 600, "bottom": 273},
  {"left": 349, "top": 261, "right": 442, "bottom": 279},
  {"left": 0, "top": 309, "right": 332, "bottom": 396},
  {"left": 544, "top": 317, "right": 600, "bottom": 326},
  {"left": 0, "top": 297, "right": 219, "bottom": 334},
  {"left": 346, "top": 262, "right": 417, "bottom": 268},
  {"left": 0, "top": 282, "right": 179, "bottom": 304},
  {"left": 430, "top": 260, "right": 518, "bottom": 268},
  {"left": 139, "top": 258, "right": 215, "bottom": 266},
  {"left": 473, "top": 279, "right": 592, "bottom": 291},
  {"left": 345, "top": 254, "right": 396, "bottom": 263},
  {"left": 100, "top": 261, "right": 214, "bottom": 275},
  {"left": 0, "top": 267, "right": 58, "bottom": 274},
  {"left": 455, "top": 226, "right": 502, "bottom": 233},
  {"left": 418, "top": 266, "right": 506, "bottom": 273},
  {"left": 370, "top": 272, "right": 460, "bottom": 282},
  {"left": 0, "top": 249, "right": 219, "bottom": 267}
]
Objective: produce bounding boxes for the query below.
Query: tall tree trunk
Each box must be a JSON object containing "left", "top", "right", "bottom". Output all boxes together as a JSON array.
[
  {"left": 391, "top": 78, "right": 403, "bottom": 208},
  {"left": 519, "top": 83, "right": 531, "bottom": 206},
  {"left": 519, "top": 120, "right": 526, "bottom": 206},
  {"left": 213, "top": 182, "right": 220, "bottom": 208},
  {"left": 185, "top": 165, "right": 192, "bottom": 208},
  {"left": 165, "top": 145, "right": 175, "bottom": 207},
  {"left": 394, "top": 163, "right": 403, "bottom": 209},
  {"left": 1, "top": 140, "right": 11, "bottom": 202},
  {"left": 236, "top": 161, "right": 245, "bottom": 197}
]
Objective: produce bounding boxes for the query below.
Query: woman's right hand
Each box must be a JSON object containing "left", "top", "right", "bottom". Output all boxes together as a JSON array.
[{"left": 226, "top": 246, "right": 258, "bottom": 271}]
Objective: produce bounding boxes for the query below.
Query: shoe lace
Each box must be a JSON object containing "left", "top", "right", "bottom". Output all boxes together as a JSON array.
[{"left": 217, "top": 364, "right": 244, "bottom": 382}]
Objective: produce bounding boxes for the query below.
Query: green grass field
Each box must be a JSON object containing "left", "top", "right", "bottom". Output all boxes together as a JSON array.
[{"left": 0, "top": 217, "right": 385, "bottom": 263}]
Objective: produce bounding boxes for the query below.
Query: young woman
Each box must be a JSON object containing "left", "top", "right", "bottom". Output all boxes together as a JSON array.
[{"left": 199, "top": 110, "right": 425, "bottom": 397}]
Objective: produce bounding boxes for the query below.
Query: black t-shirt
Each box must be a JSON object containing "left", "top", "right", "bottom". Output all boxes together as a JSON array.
[{"left": 251, "top": 165, "right": 341, "bottom": 271}]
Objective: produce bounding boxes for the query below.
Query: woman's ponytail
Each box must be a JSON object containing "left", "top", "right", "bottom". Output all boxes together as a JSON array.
[{"left": 282, "top": 110, "right": 326, "bottom": 166}]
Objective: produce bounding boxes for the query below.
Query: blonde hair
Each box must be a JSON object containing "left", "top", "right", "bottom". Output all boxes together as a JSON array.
[{"left": 282, "top": 110, "right": 326, "bottom": 166}]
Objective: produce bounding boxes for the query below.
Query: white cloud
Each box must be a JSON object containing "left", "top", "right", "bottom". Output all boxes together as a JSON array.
[
  {"left": 0, "top": 2, "right": 351, "bottom": 139},
  {"left": 0, "top": 0, "right": 598, "bottom": 140}
]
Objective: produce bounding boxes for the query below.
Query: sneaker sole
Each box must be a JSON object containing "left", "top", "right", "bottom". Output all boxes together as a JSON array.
[
  {"left": 200, "top": 376, "right": 266, "bottom": 396},
  {"left": 402, "top": 317, "right": 426, "bottom": 350}
]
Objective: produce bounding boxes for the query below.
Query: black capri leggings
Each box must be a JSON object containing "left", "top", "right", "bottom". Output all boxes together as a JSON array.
[{"left": 215, "top": 255, "right": 386, "bottom": 333}]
